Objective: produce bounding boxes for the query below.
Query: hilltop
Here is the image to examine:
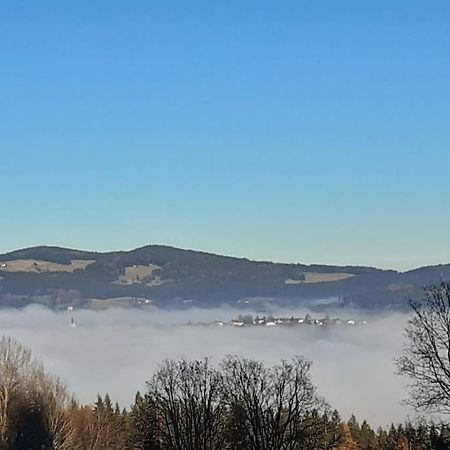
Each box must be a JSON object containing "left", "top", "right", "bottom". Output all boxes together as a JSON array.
[{"left": 0, "top": 245, "right": 449, "bottom": 309}]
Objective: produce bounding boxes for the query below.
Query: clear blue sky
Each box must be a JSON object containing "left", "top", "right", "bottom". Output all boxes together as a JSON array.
[{"left": 1, "top": 1, "right": 449, "bottom": 270}]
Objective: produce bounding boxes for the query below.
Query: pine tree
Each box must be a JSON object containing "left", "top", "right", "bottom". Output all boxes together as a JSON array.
[{"left": 127, "top": 391, "right": 160, "bottom": 450}]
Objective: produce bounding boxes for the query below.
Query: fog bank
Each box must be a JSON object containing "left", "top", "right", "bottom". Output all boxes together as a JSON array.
[{"left": 0, "top": 305, "right": 418, "bottom": 427}]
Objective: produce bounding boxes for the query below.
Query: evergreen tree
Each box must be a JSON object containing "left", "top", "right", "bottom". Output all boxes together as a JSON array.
[{"left": 127, "top": 391, "right": 160, "bottom": 450}]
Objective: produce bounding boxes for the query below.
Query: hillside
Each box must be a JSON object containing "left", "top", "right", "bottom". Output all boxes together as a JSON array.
[{"left": 0, "top": 245, "right": 449, "bottom": 309}]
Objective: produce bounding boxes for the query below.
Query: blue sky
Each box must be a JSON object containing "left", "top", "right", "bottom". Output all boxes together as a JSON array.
[{"left": 1, "top": 1, "right": 449, "bottom": 270}]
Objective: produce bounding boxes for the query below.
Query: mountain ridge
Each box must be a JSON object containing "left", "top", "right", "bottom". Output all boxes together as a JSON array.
[
  {"left": 0, "top": 245, "right": 448, "bottom": 310},
  {"left": 0, "top": 244, "right": 397, "bottom": 272}
]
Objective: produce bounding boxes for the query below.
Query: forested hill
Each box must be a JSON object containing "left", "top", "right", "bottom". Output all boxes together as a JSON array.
[{"left": 0, "top": 245, "right": 449, "bottom": 309}]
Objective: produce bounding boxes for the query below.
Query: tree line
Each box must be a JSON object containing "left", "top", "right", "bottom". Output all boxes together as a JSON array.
[
  {"left": 2, "top": 283, "right": 450, "bottom": 449},
  {"left": 0, "top": 337, "right": 447, "bottom": 450}
]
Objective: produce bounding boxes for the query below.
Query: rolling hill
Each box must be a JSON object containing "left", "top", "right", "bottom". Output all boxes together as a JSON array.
[{"left": 0, "top": 245, "right": 449, "bottom": 309}]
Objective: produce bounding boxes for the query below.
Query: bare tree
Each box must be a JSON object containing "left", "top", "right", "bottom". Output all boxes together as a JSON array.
[
  {"left": 0, "top": 336, "right": 76, "bottom": 449},
  {"left": 0, "top": 336, "right": 36, "bottom": 447},
  {"left": 220, "top": 355, "right": 325, "bottom": 450},
  {"left": 146, "top": 358, "right": 224, "bottom": 450},
  {"left": 397, "top": 283, "right": 450, "bottom": 414},
  {"left": 32, "top": 370, "right": 76, "bottom": 449}
]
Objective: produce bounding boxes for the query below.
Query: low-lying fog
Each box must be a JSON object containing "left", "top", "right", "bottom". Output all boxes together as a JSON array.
[{"left": 0, "top": 305, "right": 418, "bottom": 427}]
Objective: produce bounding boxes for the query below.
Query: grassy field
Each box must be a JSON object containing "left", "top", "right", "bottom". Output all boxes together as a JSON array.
[
  {"left": 285, "top": 272, "right": 354, "bottom": 284},
  {"left": 117, "top": 264, "right": 161, "bottom": 284},
  {"left": 0, "top": 259, "right": 94, "bottom": 273}
]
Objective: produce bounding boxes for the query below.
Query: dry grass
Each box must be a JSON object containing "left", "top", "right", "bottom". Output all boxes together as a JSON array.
[
  {"left": 88, "top": 298, "right": 136, "bottom": 310},
  {"left": 285, "top": 272, "right": 354, "bottom": 285},
  {"left": 386, "top": 283, "right": 414, "bottom": 292},
  {"left": 117, "top": 264, "right": 161, "bottom": 284},
  {"left": 0, "top": 259, "right": 95, "bottom": 273},
  {"left": 88, "top": 297, "right": 152, "bottom": 310}
]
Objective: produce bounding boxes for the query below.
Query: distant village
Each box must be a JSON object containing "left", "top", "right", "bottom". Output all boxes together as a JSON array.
[{"left": 190, "top": 314, "right": 367, "bottom": 328}]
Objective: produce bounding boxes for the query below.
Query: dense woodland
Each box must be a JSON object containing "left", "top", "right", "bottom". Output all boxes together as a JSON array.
[{"left": 0, "top": 335, "right": 448, "bottom": 450}]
